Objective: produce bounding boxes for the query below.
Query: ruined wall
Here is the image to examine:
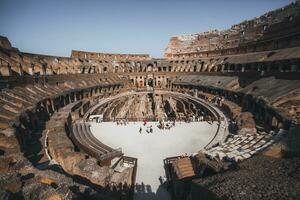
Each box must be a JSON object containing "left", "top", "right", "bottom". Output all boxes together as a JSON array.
[
  {"left": 71, "top": 50, "right": 151, "bottom": 61},
  {"left": 172, "top": 75, "right": 300, "bottom": 129},
  {"left": 2, "top": 38, "right": 300, "bottom": 78},
  {"left": 1, "top": 2, "right": 300, "bottom": 79},
  {"left": 0, "top": 36, "right": 12, "bottom": 49},
  {"left": 165, "top": 1, "right": 300, "bottom": 58}
]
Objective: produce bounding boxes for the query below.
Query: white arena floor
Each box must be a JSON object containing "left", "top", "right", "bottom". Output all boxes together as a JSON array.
[{"left": 90, "top": 121, "right": 218, "bottom": 200}]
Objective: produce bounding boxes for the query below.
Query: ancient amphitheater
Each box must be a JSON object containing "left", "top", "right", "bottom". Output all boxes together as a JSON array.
[{"left": 1, "top": 1, "right": 300, "bottom": 200}]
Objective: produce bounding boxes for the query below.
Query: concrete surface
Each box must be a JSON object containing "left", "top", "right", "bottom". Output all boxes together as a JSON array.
[{"left": 90, "top": 121, "right": 218, "bottom": 199}]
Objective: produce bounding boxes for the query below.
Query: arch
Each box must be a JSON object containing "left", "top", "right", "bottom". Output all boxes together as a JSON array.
[
  {"left": 147, "top": 64, "right": 153, "bottom": 72},
  {"left": 216, "top": 64, "right": 222, "bottom": 72},
  {"left": 103, "top": 67, "right": 107, "bottom": 73},
  {"left": 81, "top": 67, "right": 86, "bottom": 74},
  {"left": 42, "top": 63, "right": 47, "bottom": 75},
  {"left": 114, "top": 66, "right": 119, "bottom": 73}
]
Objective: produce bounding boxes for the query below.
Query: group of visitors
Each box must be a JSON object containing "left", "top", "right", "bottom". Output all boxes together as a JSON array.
[
  {"left": 157, "top": 120, "right": 175, "bottom": 130},
  {"left": 177, "top": 115, "right": 206, "bottom": 123},
  {"left": 139, "top": 124, "right": 153, "bottom": 134}
]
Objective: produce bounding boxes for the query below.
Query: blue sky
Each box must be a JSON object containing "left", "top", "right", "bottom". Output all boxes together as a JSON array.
[{"left": 0, "top": 0, "right": 295, "bottom": 58}]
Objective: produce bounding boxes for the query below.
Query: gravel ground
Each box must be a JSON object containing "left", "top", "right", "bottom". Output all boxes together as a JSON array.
[{"left": 190, "top": 155, "right": 300, "bottom": 200}]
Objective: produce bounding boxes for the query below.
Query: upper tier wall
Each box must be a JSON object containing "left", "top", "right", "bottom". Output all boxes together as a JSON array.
[
  {"left": 165, "top": 1, "right": 300, "bottom": 58},
  {"left": 71, "top": 50, "right": 151, "bottom": 61},
  {"left": 1, "top": 44, "right": 300, "bottom": 78},
  {"left": 0, "top": 36, "right": 12, "bottom": 50}
]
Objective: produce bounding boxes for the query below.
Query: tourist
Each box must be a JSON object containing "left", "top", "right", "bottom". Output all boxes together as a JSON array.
[
  {"left": 163, "top": 176, "right": 167, "bottom": 183},
  {"left": 159, "top": 176, "right": 163, "bottom": 184},
  {"left": 141, "top": 182, "right": 145, "bottom": 193},
  {"left": 166, "top": 123, "right": 169, "bottom": 129}
]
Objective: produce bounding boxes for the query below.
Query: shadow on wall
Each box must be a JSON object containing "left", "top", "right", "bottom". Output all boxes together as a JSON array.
[{"left": 134, "top": 182, "right": 171, "bottom": 200}]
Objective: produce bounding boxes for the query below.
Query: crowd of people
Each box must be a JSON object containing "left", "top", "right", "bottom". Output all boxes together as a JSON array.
[
  {"left": 138, "top": 115, "right": 208, "bottom": 134},
  {"left": 105, "top": 114, "right": 211, "bottom": 135},
  {"left": 139, "top": 124, "right": 153, "bottom": 134},
  {"left": 157, "top": 120, "right": 175, "bottom": 130}
]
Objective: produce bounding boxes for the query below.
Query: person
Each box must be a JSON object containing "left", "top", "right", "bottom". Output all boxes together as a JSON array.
[
  {"left": 139, "top": 127, "right": 142, "bottom": 134},
  {"left": 159, "top": 176, "right": 163, "bottom": 184},
  {"left": 163, "top": 176, "right": 167, "bottom": 183},
  {"left": 141, "top": 182, "right": 145, "bottom": 193},
  {"left": 150, "top": 127, "right": 153, "bottom": 133}
]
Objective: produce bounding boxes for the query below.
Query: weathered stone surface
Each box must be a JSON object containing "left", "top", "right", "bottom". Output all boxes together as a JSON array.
[
  {"left": 190, "top": 155, "right": 300, "bottom": 200},
  {"left": 0, "top": 188, "right": 11, "bottom": 200},
  {"left": 0, "top": 1, "right": 299, "bottom": 200},
  {"left": 0, "top": 172, "right": 22, "bottom": 193},
  {"left": 22, "top": 182, "right": 62, "bottom": 200},
  {"left": 74, "top": 158, "right": 114, "bottom": 186},
  {"left": 235, "top": 112, "right": 256, "bottom": 130},
  {"left": 165, "top": 2, "right": 300, "bottom": 57}
]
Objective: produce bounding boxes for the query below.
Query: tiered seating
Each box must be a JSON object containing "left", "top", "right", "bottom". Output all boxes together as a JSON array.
[
  {"left": 195, "top": 91, "right": 272, "bottom": 161},
  {"left": 0, "top": 76, "right": 132, "bottom": 198},
  {"left": 173, "top": 157, "right": 195, "bottom": 179},
  {"left": 46, "top": 102, "right": 85, "bottom": 166},
  {"left": 44, "top": 101, "right": 136, "bottom": 188},
  {"left": 71, "top": 122, "right": 123, "bottom": 161},
  {"left": 203, "top": 131, "right": 276, "bottom": 162},
  {"left": 172, "top": 75, "right": 239, "bottom": 90}
]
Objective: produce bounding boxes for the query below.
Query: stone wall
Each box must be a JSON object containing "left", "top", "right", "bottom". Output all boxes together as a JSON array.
[
  {"left": 165, "top": 1, "right": 300, "bottom": 58},
  {"left": 71, "top": 50, "right": 151, "bottom": 61}
]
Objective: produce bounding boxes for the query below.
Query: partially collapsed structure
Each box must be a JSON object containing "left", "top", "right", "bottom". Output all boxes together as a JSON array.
[{"left": 0, "top": 1, "right": 300, "bottom": 200}]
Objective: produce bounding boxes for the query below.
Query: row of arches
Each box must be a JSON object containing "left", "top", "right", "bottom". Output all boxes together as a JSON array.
[
  {"left": 172, "top": 83, "right": 291, "bottom": 131},
  {"left": 1, "top": 52, "right": 300, "bottom": 76}
]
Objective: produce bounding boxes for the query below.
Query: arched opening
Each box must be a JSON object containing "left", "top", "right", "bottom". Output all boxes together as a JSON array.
[
  {"left": 114, "top": 66, "right": 119, "bottom": 73},
  {"left": 244, "top": 64, "right": 251, "bottom": 72},
  {"left": 42, "top": 63, "right": 47, "bottom": 75},
  {"left": 236, "top": 64, "right": 242, "bottom": 72},
  {"left": 281, "top": 61, "right": 291, "bottom": 72},
  {"left": 224, "top": 63, "right": 229, "bottom": 71},
  {"left": 148, "top": 78, "right": 154, "bottom": 87},
  {"left": 193, "top": 65, "right": 197, "bottom": 72},
  {"left": 271, "top": 63, "right": 280, "bottom": 72},
  {"left": 229, "top": 64, "right": 235, "bottom": 71},
  {"left": 81, "top": 67, "right": 86, "bottom": 74},
  {"left": 216, "top": 64, "right": 222, "bottom": 72},
  {"left": 147, "top": 64, "right": 153, "bottom": 72}
]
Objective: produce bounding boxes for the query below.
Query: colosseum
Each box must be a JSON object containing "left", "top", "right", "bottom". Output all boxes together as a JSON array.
[{"left": 0, "top": 1, "right": 300, "bottom": 200}]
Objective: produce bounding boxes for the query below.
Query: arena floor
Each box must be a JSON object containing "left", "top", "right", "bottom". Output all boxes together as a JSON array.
[{"left": 90, "top": 121, "right": 218, "bottom": 199}]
